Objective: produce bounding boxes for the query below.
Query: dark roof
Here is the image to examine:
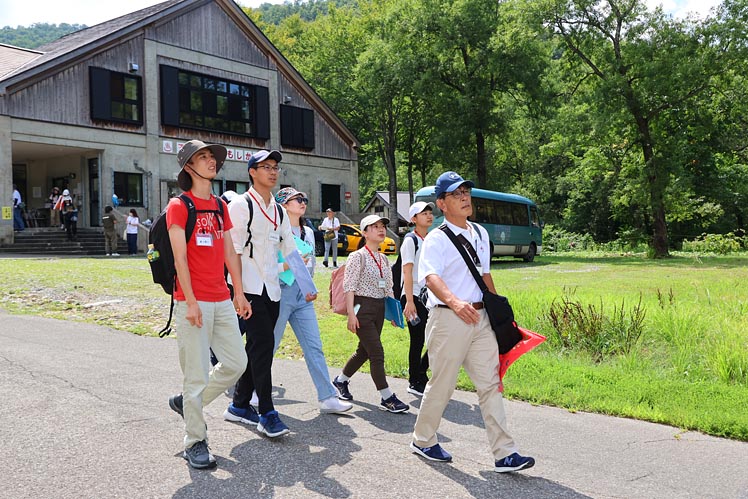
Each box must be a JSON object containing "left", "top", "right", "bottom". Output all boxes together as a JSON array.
[{"left": 1, "top": 0, "right": 184, "bottom": 82}]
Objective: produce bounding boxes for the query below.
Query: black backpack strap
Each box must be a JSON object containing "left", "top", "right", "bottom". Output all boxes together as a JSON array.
[
  {"left": 178, "top": 194, "right": 197, "bottom": 242},
  {"left": 439, "top": 224, "right": 487, "bottom": 293},
  {"left": 243, "top": 192, "right": 254, "bottom": 257},
  {"left": 158, "top": 296, "right": 175, "bottom": 337}
]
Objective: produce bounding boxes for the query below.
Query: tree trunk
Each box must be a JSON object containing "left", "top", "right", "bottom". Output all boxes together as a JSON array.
[{"left": 476, "top": 130, "right": 487, "bottom": 188}]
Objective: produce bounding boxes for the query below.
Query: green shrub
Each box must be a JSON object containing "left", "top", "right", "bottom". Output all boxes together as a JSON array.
[
  {"left": 546, "top": 288, "right": 646, "bottom": 361},
  {"left": 682, "top": 232, "right": 746, "bottom": 254}
]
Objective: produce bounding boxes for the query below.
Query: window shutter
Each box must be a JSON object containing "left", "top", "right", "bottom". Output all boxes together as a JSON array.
[
  {"left": 254, "top": 86, "right": 270, "bottom": 139},
  {"left": 302, "top": 108, "right": 315, "bottom": 149},
  {"left": 89, "top": 67, "right": 111, "bottom": 120},
  {"left": 160, "top": 65, "right": 180, "bottom": 126},
  {"left": 280, "top": 104, "right": 294, "bottom": 146}
]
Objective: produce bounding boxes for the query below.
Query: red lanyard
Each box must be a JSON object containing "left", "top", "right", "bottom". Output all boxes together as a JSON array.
[
  {"left": 248, "top": 192, "right": 278, "bottom": 230},
  {"left": 364, "top": 245, "right": 383, "bottom": 278},
  {"left": 414, "top": 230, "right": 426, "bottom": 242}
]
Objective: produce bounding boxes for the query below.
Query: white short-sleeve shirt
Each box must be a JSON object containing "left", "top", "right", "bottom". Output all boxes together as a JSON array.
[
  {"left": 400, "top": 232, "right": 426, "bottom": 299},
  {"left": 418, "top": 220, "right": 490, "bottom": 308}
]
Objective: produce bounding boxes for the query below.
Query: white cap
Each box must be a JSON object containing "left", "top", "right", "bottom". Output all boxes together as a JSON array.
[
  {"left": 360, "top": 214, "right": 390, "bottom": 232},
  {"left": 408, "top": 201, "right": 434, "bottom": 220}
]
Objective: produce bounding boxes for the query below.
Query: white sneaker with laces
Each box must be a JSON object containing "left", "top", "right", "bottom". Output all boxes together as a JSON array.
[
  {"left": 111, "top": 253, "right": 120, "bottom": 256},
  {"left": 319, "top": 396, "right": 353, "bottom": 414}
]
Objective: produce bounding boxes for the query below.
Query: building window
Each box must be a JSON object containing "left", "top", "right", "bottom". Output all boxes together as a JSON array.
[
  {"left": 226, "top": 181, "right": 249, "bottom": 194},
  {"left": 114, "top": 172, "right": 143, "bottom": 206},
  {"left": 160, "top": 65, "right": 270, "bottom": 139},
  {"left": 90, "top": 67, "right": 143, "bottom": 125},
  {"left": 280, "top": 104, "right": 315, "bottom": 149}
]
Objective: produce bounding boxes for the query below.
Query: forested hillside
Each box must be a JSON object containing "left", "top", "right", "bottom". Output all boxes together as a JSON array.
[
  {"left": 246, "top": 0, "right": 748, "bottom": 257},
  {"left": 0, "top": 23, "right": 85, "bottom": 49}
]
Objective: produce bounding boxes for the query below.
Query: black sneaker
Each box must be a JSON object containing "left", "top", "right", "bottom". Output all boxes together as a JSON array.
[
  {"left": 407, "top": 381, "right": 426, "bottom": 397},
  {"left": 169, "top": 394, "right": 184, "bottom": 418},
  {"left": 380, "top": 393, "right": 409, "bottom": 413},
  {"left": 494, "top": 452, "right": 535, "bottom": 473},
  {"left": 332, "top": 377, "right": 353, "bottom": 401},
  {"left": 183, "top": 440, "right": 217, "bottom": 469},
  {"left": 322, "top": 261, "right": 329, "bottom": 267}
]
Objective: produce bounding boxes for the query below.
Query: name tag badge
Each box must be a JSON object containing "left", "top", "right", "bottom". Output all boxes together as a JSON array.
[
  {"left": 377, "top": 279, "right": 386, "bottom": 289},
  {"left": 196, "top": 233, "right": 213, "bottom": 247},
  {"left": 268, "top": 232, "right": 281, "bottom": 243}
]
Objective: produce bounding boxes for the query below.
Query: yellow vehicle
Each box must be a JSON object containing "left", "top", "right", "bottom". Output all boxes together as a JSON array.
[{"left": 339, "top": 224, "right": 397, "bottom": 255}]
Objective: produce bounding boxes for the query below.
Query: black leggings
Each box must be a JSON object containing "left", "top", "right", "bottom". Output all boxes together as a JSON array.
[{"left": 401, "top": 295, "right": 429, "bottom": 384}]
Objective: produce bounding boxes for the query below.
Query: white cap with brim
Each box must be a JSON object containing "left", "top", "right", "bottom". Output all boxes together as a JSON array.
[
  {"left": 408, "top": 201, "right": 434, "bottom": 220},
  {"left": 360, "top": 214, "right": 390, "bottom": 232}
]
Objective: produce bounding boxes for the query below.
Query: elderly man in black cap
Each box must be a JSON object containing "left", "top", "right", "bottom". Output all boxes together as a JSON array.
[{"left": 166, "top": 140, "right": 251, "bottom": 470}]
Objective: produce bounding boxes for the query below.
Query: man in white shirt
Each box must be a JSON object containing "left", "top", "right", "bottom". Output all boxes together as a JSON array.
[
  {"left": 410, "top": 171, "right": 535, "bottom": 473},
  {"left": 319, "top": 208, "right": 340, "bottom": 267},
  {"left": 223, "top": 150, "right": 297, "bottom": 438},
  {"left": 12, "top": 184, "right": 25, "bottom": 232}
]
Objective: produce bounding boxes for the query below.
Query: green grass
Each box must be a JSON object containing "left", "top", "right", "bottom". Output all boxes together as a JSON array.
[{"left": 1, "top": 252, "right": 747, "bottom": 440}]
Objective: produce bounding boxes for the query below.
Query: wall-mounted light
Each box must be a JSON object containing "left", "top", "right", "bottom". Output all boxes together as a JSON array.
[
  {"left": 283, "top": 95, "right": 292, "bottom": 104},
  {"left": 128, "top": 62, "right": 140, "bottom": 73}
]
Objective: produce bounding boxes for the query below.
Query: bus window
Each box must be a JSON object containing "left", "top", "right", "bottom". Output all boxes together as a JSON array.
[
  {"left": 530, "top": 206, "right": 541, "bottom": 227},
  {"left": 496, "top": 201, "right": 512, "bottom": 225},
  {"left": 512, "top": 203, "right": 530, "bottom": 226}
]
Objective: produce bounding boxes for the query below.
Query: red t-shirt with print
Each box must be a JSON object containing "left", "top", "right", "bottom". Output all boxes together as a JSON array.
[{"left": 165, "top": 192, "right": 233, "bottom": 302}]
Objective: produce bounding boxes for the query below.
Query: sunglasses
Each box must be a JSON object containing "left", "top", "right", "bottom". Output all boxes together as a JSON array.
[{"left": 291, "top": 196, "right": 308, "bottom": 204}]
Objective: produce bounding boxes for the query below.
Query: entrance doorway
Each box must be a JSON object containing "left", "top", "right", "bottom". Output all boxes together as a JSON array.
[
  {"left": 88, "top": 158, "right": 100, "bottom": 226},
  {"left": 321, "top": 183, "right": 341, "bottom": 212}
]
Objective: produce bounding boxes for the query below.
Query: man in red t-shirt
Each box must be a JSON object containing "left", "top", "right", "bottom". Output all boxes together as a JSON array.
[{"left": 166, "top": 139, "right": 251, "bottom": 470}]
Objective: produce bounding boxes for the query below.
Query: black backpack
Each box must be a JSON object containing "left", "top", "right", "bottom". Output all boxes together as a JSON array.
[
  {"left": 148, "top": 193, "right": 224, "bottom": 337},
  {"left": 392, "top": 232, "right": 419, "bottom": 299}
]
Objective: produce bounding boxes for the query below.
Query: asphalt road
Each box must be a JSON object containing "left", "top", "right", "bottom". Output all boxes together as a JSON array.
[{"left": 1, "top": 312, "right": 746, "bottom": 499}]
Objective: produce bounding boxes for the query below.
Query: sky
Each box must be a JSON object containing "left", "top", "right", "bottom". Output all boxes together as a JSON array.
[
  {"left": 0, "top": 0, "right": 287, "bottom": 28},
  {"left": 0, "top": 0, "right": 724, "bottom": 28}
]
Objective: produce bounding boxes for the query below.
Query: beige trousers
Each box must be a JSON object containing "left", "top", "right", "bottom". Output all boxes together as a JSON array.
[
  {"left": 412, "top": 306, "right": 518, "bottom": 460},
  {"left": 175, "top": 299, "right": 247, "bottom": 449}
]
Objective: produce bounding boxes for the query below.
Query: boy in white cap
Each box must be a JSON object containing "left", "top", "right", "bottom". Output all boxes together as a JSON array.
[{"left": 400, "top": 201, "right": 434, "bottom": 396}]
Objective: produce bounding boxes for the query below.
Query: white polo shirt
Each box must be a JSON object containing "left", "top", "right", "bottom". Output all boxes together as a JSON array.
[
  {"left": 399, "top": 232, "right": 426, "bottom": 299},
  {"left": 227, "top": 186, "right": 296, "bottom": 301},
  {"left": 418, "top": 220, "right": 491, "bottom": 308}
]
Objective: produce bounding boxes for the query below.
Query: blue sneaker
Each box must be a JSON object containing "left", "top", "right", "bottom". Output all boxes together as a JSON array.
[
  {"left": 494, "top": 452, "right": 535, "bottom": 473},
  {"left": 258, "top": 410, "right": 290, "bottom": 438},
  {"left": 380, "top": 393, "right": 409, "bottom": 413},
  {"left": 410, "top": 442, "right": 452, "bottom": 462},
  {"left": 223, "top": 403, "right": 259, "bottom": 426}
]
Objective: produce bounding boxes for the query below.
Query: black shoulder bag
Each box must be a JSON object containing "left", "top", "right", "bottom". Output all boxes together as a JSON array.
[{"left": 439, "top": 225, "right": 522, "bottom": 354}]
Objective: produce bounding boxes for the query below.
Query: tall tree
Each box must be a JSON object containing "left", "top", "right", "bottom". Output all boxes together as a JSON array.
[{"left": 544, "top": 0, "right": 747, "bottom": 257}]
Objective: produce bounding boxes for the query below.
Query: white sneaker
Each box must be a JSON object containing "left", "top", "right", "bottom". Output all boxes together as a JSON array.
[
  {"left": 319, "top": 396, "right": 353, "bottom": 414},
  {"left": 111, "top": 253, "right": 120, "bottom": 257},
  {"left": 106, "top": 253, "right": 111, "bottom": 256}
]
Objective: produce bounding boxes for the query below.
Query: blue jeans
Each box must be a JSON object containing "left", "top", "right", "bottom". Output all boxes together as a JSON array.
[
  {"left": 273, "top": 282, "right": 336, "bottom": 401},
  {"left": 13, "top": 207, "right": 25, "bottom": 230}
]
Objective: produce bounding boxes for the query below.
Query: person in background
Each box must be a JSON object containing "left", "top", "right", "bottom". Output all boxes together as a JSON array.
[
  {"left": 102, "top": 205, "right": 119, "bottom": 257},
  {"left": 60, "top": 189, "right": 77, "bottom": 241},
  {"left": 410, "top": 171, "right": 535, "bottom": 473},
  {"left": 12, "top": 184, "right": 25, "bottom": 232},
  {"left": 48, "top": 187, "right": 61, "bottom": 228},
  {"left": 273, "top": 187, "right": 352, "bottom": 415},
  {"left": 126, "top": 208, "right": 139, "bottom": 255},
  {"left": 400, "top": 201, "right": 434, "bottom": 397},
  {"left": 332, "top": 214, "right": 409, "bottom": 414},
  {"left": 319, "top": 208, "right": 340, "bottom": 268}
]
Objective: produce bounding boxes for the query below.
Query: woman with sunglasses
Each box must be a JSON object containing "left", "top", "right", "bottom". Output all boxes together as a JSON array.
[{"left": 272, "top": 187, "right": 353, "bottom": 415}]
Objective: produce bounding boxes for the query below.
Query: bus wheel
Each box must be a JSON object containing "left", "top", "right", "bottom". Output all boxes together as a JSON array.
[{"left": 523, "top": 243, "right": 536, "bottom": 263}]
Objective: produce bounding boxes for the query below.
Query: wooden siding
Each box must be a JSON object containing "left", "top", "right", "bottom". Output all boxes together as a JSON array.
[
  {"left": 278, "top": 73, "right": 354, "bottom": 160},
  {"left": 151, "top": 2, "right": 269, "bottom": 69},
  {"left": 6, "top": 36, "right": 145, "bottom": 133}
]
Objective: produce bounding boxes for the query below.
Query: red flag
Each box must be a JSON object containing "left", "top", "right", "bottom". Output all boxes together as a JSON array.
[{"left": 498, "top": 327, "right": 546, "bottom": 392}]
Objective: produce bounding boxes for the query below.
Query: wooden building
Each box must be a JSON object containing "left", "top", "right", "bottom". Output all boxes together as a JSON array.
[{"left": 0, "top": 0, "right": 359, "bottom": 246}]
